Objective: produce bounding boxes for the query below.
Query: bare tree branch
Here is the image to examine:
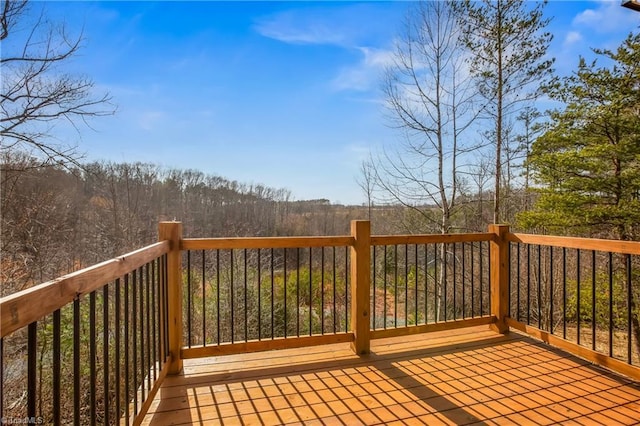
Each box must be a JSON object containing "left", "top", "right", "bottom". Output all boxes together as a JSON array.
[
  {"left": 373, "top": 1, "right": 481, "bottom": 234},
  {"left": 0, "top": 0, "right": 115, "bottom": 169}
]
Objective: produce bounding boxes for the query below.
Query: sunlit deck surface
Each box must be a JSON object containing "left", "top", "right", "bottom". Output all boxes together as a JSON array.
[{"left": 143, "top": 326, "right": 640, "bottom": 425}]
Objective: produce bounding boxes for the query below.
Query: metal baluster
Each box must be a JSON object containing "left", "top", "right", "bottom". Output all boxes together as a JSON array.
[
  {"left": 90, "top": 292, "right": 96, "bottom": 424},
  {"left": 592, "top": 250, "right": 596, "bottom": 351},
  {"left": 187, "top": 251, "right": 192, "bottom": 347},
  {"left": 52, "top": 310, "right": 61, "bottom": 425},
  {"left": 609, "top": 252, "right": 614, "bottom": 357},
  {"left": 202, "top": 251, "right": 206, "bottom": 346},
  {"left": 27, "top": 322, "right": 37, "bottom": 421}
]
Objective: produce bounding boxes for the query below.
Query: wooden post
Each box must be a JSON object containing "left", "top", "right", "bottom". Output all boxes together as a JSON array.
[
  {"left": 350, "top": 220, "right": 371, "bottom": 354},
  {"left": 159, "top": 221, "right": 183, "bottom": 374},
  {"left": 489, "top": 224, "right": 510, "bottom": 334}
]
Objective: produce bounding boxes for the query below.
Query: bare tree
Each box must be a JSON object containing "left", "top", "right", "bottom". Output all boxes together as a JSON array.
[
  {"left": 375, "top": 0, "right": 480, "bottom": 235},
  {"left": 356, "top": 159, "right": 376, "bottom": 221},
  {"left": 0, "top": 0, "right": 114, "bottom": 168},
  {"left": 461, "top": 157, "right": 493, "bottom": 232}
]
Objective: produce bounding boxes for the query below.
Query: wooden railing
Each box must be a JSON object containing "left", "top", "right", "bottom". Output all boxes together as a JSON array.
[
  {"left": 1, "top": 221, "right": 639, "bottom": 424},
  {"left": 0, "top": 232, "right": 171, "bottom": 425},
  {"left": 506, "top": 232, "right": 640, "bottom": 380}
]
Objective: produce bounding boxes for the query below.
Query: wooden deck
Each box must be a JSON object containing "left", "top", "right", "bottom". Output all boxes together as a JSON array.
[{"left": 143, "top": 326, "right": 640, "bottom": 425}]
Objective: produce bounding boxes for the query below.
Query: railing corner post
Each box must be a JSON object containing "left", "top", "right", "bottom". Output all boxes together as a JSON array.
[
  {"left": 350, "top": 220, "right": 371, "bottom": 355},
  {"left": 159, "top": 221, "right": 183, "bottom": 374},
  {"left": 489, "top": 224, "right": 510, "bottom": 334}
]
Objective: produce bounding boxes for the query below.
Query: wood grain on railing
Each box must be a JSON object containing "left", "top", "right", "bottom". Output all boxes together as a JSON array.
[
  {"left": 370, "top": 316, "right": 495, "bottom": 340},
  {"left": 0, "top": 241, "right": 170, "bottom": 338},
  {"left": 507, "top": 233, "right": 640, "bottom": 255},
  {"left": 490, "top": 224, "right": 510, "bottom": 334},
  {"left": 371, "top": 233, "right": 493, "bottom": 246},
  {"left": 159, "top": 222, "right": 184, "bottom": 375},
  {"left": 350, "top": 221, "right": 371, "bottom": 355},
  {"left": 181, "top": 333, "right": 355, "bottom": 359},
  {"left": 182, "top": 236, "right": 354, "bottom": 250}
]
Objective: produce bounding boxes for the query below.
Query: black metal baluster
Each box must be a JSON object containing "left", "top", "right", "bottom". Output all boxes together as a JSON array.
[
  {"left": 526, "top": 244, "right": 531, "bottom": 325},
  {"left": 471, "top": 243, "right": 475, "bottom": 319},
  {"left": 384, "top": 245, "right": 388, "bottom": 328},
  {"left": 139, "top": 267, "right": 146, "bottom": 403},
  {"left": 479, "top": 242, "right": 484, "bottom": 317},
  {"left": 592, "top": 250, "right": 596, "bottom": 351},
  {"left": 104, "top": 283, "right": 110, "bottom": 424},
  {"left": 73, "top": 298, "right": 80, "bottom": 426},
  {"left": 549, "top": 246, "right": 554, "bottom": 334},
  {"left": 538, "top": 245, "right": 542, "bottom": 329},
  {"left": 152, "top": 261, "right": 158, "bottom": 379},
  {"left": 424, "top": 244, "right": 428, "bottom": 323},
  {"left": 244, "top": 249, "right": 248, "bottom": 341},
  {"left": 0, "top": 338, "right": 3, "bottom": 421},
  {"left": 516, "top": 244, "right": 521, "bottom": 322},
  {"left": 508, "top": 243, "right": 511, "bottom": 320},
  {"left": 284, "top": 248, "right": 288, "bottom": 338},
  {"left": 187, "top": 251, "right": 192, "bottom": 347},
  {"left": 257, "top": 248, "right": 262, "bottom": 340},
  {"left": 217, "top": 250, "right": 221, "bottom": 345},
  {"left": 462, "top": 243, "right": 466, "bottom": 320},
  {"left": 296, "top": 248, "right": 300, "bottom": 337},
  {"left": 321, "top": 247, "right": 325, "bottom": 334},
  {"left": 453, "top": 243, "right": 457, "bottom": 320},
  {"left": 609, "top": 252, "right": 614, "bottom": 357},
  {"left": 27, "top": 322, "right": 37, "bottom": 421},
  {"left": 487, "top": 241, "right": 492, "bottom": 314},
  {"left": 626, "top": 254, "right": 632, "bottom": 364},
  {"left": 271, "top": 248, "right": 275, "bottom": 338},
  {"left": 434, "top": 244, "right": 439, "bottom": 323},
  {"left": 90, "top": 292, "right": 96, "bottom": 425},
  {"left": 345, "top": 246, "right": 349, "bottom": 333},
  {"left": 308, "top": 248, "right": 313, "bottom": 336},
  {"left": 415, "top": 244, "right": 419, "bottom": 325},
  {"left": 404, "top": 244, "right": 408, "bottom": 326},
  {"left": 164, "top": 254, "right": 169, "bottom": 358},
  {"left": 52, "top": 309, "right": 60, "bottom": 425},
  {"left": 202, "top": 251, "right": 206, "bottom": 346},
  {"left": 333, "top": 247, "right": 337, "bottom": 333},
  {"left": 132, "top": 271, "right": 138, "bottom": 416},
  {"left": 115, "top": 278, "right": 121, "bottom": 423},
  {"left": 124, "top": 274, "right": 130, "bottom": 426},
  {"left": 563, "top": 248, "right": 567, "bottom": 339},
  {"left": 146, "top": 264, "right": 151, "bottom": 395},
  {"left": 394, "top": 245, "right": 398, "bottom": 327},
  {"left": 577, "top": 249, "right": 581, "bottom": 346},
  {"left": 230, "top": 250, "right": 235, "bottom": 344},
  {"left": 444, "top": 243, "right": 448, "bottom": 321}
]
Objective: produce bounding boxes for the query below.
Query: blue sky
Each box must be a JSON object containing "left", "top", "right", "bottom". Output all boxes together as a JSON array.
[{"left": 30, "top": 1, "right": 640, "bottom": 205}]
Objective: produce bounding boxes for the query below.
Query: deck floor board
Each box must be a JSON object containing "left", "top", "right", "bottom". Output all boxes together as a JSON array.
[{"left": 143, "top": 326, "right": 640, "bottom": 425}]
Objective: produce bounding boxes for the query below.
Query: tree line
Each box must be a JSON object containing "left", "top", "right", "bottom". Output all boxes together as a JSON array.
[{"left": 1, "top": 153, "right": 373, "bottom": 296}]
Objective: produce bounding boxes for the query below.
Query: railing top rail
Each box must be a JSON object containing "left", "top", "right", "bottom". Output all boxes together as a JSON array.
[
  {"left": 371, "top": 233, "right": 494, "bottom": 246},
  {"left": 507, "top": 232, "right": 640, "bottom": 255},
  {"left": 0, "top": 241, "right": 170, "bottom": 338},
  {"left": 182, "top": 236, "right": 355, "bottom": 250}
]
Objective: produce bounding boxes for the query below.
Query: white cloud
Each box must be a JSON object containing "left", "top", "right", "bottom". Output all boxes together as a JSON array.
[
  {"left": 572, "top": 0, "right": 639, "bottom": 33},
  {"left": 331, "top": 47, "right": 394, "bottom": 92},
  {"left": 253, "top": 9, "right": 348, "bottom": 46},
  {"left": 563, "top": 31, "right": 583, "bottom": 48}
]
